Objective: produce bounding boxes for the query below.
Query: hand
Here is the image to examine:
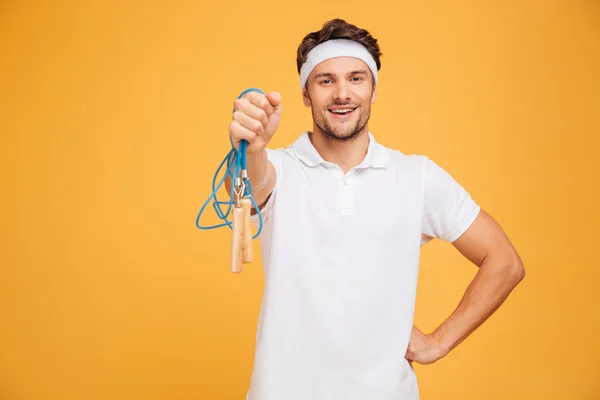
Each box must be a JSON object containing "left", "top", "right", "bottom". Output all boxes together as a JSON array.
[
  {"left": 229, "top": 91, "right": 282, "bottom": 154},
  {"left": 405, "top": 325, "right": 446, "bottom": 365}
]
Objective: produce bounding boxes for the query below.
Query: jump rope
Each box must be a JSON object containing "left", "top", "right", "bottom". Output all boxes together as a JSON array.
[{"left": 196, "top": 88, "right": 266, "bottom": 273}]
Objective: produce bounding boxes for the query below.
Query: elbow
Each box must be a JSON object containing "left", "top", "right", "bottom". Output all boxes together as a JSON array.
[{"left": 508, "top": 258, "right": 526, "bottom": 286}]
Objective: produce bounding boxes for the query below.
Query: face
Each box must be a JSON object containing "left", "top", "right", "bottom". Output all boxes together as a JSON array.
[{"left": 303, "top": 57, "right": 377, "bottom": 142}]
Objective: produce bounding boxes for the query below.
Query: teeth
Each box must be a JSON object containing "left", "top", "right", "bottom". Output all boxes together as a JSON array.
[{"left": 331, "top": 109, "right": 353, "bottom": 114}]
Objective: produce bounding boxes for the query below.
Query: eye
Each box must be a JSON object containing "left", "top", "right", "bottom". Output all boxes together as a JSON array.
[
  {"left": 351, "top": 76, "right": 363, "bottom": 82},
  {"left": 320, "top": 79, "right": 332, "bottom": 84}
]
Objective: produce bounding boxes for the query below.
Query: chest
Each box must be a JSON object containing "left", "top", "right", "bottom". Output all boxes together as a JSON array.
[{"left": 280, "top": 166, "right": 424, "bottom": 252}]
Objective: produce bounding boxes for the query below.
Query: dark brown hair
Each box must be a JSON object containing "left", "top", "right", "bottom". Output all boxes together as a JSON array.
[{"left": 296, "top": 19, "right": 382, "bottom": 75}]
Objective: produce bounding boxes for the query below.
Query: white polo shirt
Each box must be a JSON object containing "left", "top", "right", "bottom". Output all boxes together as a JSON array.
[{"left": 246, "top": 131, "right": 480, "bottom": 400}]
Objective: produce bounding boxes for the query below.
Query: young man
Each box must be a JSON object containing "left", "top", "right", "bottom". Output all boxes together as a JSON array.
[{"left": 228, "top": 18, "right": 525, "bottom": 400}]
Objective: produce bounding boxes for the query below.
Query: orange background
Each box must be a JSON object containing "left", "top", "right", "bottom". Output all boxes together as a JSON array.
[{"left": 1, "top": 1, "right": 599, "bottom": 399}]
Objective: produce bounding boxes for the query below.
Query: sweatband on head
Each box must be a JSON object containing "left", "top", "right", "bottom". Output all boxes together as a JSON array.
[{"left": 299, "top": 38, "right": 378, "bottom": 90}]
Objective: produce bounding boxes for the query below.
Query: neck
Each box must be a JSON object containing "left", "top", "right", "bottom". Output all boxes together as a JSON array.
[{"left": 308, "top": 126, "right": 370, "bottom": 173}]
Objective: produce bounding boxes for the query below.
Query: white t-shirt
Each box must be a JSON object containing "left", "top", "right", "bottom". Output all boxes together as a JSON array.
[{"left": 246, "top": 131, "right": 480, "bottom": 400}]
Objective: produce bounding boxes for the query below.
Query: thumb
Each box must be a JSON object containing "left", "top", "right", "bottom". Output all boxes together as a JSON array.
[
  {"left": 264, "top": 91, "right": 281, "bottom": 136},
  {"left": 266, "top": 91, "right": 282, "bottom": 115}
]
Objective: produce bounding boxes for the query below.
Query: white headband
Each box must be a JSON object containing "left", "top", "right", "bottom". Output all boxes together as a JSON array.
[{"left": 299, "top": 38, "right": 378, "bottom": 90}]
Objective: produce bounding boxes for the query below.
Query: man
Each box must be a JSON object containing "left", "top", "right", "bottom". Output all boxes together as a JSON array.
[{"left": 227, "top": 18, "right": 525, "bottom": 400}]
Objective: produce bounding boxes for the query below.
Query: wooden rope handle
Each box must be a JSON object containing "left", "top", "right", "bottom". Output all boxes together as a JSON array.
[
  {"left": 230, "top": 205, "right": 244, "bottom": 273},
  {"left": 240, "top": 198, "right": 253, "bottom": 263}
]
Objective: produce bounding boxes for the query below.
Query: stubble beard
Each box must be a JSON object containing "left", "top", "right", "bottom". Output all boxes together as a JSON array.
[{"left": 308, "top": 92, "right": 372, "bottom": 143}]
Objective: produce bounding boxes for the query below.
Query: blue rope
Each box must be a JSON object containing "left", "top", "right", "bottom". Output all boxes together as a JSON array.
[{"left": 195, "top": 88, "right": 265, "bottom": 238}]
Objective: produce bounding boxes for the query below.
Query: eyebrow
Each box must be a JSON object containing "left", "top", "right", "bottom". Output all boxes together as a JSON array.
[{"left": 314, "top": 70, "right": 369, "bottom": 79}]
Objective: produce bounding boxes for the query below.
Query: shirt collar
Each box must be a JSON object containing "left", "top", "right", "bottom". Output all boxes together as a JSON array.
[{"left": 291, "top": 131, "right": 389, "bottom": 169}]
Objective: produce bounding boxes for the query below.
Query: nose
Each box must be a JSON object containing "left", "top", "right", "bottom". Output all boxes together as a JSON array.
[{"left": 333, "top": 81, "right": 351, "bottom": 102}]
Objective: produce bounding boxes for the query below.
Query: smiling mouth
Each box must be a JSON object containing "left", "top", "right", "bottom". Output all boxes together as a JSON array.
[{"left": 328, "top": 107, "right": 357, "bottom": 116}]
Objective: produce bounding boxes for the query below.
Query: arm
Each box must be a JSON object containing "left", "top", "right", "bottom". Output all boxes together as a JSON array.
[
  {"left": 406, "top": 209, "right": 526, "bottom": 364},
  {"left": 224, "top": 151, "right": 276, "bottom": 213},
  {"left": 224, "top": 91, "right": 281, "bottom": 212}
]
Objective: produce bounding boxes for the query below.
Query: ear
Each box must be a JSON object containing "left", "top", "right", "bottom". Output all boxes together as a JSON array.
[
  {"left": 302, "top": 87, "right": 311, "bottom": 107},
  {"left": 371, "top": 84, "right": 377, "bottom": 104}
]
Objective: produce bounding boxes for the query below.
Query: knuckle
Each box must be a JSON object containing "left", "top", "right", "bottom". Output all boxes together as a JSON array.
[
  {"left": 231, "top": 120, "right": 242, "bottom": 131},
  {"left": 256, "top": 109, "right": 267, "bottom": 122},
  {"left": 259, "top": 98, "right": 269, "bottom": 110},
  {"left": 236, "top": 98, "right": 247, "bottom": 109},
  {"left": 233, "top": 110, "right": 245, "bottom": 121},
  {"left": 241, "top": 93, "right": 254, "bottom": 104},
  {"left": 244, "top": 131, "right": 256, "bottom": 141}
]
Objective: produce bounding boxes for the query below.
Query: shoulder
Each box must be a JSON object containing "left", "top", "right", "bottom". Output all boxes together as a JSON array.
[
  {"left": 263, "top": 134, "right": 312, "bottom": 169},
  {"left": 375, "top": 144, "right": 460, "bottom": 195},
  {"left": 263, "top": 145, "right": 297, "bottom": 167},
  {"left": 261, "top": 143, "right": 306, "bottom": 185},
  {"left": 378, "top": 144, "right": 431, "bottom": 174},
  {"left": 379, "top": 143, "right": 451, "bottom": 179}
]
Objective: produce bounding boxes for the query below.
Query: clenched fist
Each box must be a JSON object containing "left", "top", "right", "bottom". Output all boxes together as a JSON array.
[
  {"left": 229, "top": 91, "right": 282, "bottom": 155},
  {"left": 405, "top": 325, "right": 446, "bottom": 365}
]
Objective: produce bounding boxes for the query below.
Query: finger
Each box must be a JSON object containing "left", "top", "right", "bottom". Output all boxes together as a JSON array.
[
  {"left": 266, "top": 91, "right": 281, "bottom": 108},
  {"left": 233, "top": 110, "right": 264, "bottom": 136},
  {"left": 234, "top": 98, "right": 269, "bottom": 126},
  {"left": 266, "top": 91, "right": 282, "bottom": 118},
  {"left": 229, "top": 120, "right": 259, "bottom": 148},
  {"left": 244, "top": 91, "right": 275, "bottom": 116}
]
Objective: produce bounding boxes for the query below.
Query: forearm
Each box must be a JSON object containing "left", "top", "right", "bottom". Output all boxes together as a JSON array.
[
  {"left": 432, "top": 256, "right": 525, "bottom": 356},
  {"left": 225, "top": 149, "right": 272, "bottom": 206},
  {"left": 245, "top": 150, "right": 273, "bottom": 205}
]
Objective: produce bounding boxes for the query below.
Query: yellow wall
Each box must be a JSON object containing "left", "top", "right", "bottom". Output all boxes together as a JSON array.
[{"left": 1, "top": 1, "right": 598, "bottom": 399}]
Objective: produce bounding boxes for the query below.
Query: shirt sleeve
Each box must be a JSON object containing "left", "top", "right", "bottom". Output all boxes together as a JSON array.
[
  {"left": 421, "top": 157, "right": 481, "bottom": 246},
  {"left": 249, "top": 148, "right": 282, "bottom": 229}
]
